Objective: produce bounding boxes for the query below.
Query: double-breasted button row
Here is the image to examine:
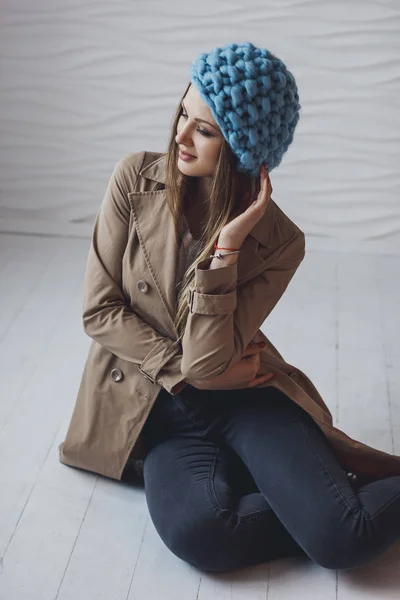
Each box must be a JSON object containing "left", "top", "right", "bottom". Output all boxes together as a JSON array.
[
  {"left": 110, "top": 368, "right": 123, "bottom": 382},
  {"left": 137, "top": 280, "right": 148, "bottom": 293}
]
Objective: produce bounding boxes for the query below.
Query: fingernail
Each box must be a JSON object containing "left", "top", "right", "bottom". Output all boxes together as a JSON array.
[{"left": 258, "top": 342, "right": 266, "bottom": 347}]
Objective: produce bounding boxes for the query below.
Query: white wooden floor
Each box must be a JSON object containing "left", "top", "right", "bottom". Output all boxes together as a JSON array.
[{"left": 0, "top": 232, "right": 399, "bottom": 600}]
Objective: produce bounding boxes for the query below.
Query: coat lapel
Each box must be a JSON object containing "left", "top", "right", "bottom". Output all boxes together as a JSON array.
[
  {"left": 128, "top": 188, "right": 182, "bottom": 337},
  {"left": 127, "top": 154, "right": 276, "bottom": 336}
]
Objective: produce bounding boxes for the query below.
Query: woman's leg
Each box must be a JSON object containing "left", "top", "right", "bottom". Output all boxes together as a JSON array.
[
  {"left": 217, "top": 386, "right": 400, "bottom": 570},
  {"left": 140, "top": 387, "right": 305, "bottom": 572},
  {"left": 143, "top": 435, "right": 305, "bottom": 572}
]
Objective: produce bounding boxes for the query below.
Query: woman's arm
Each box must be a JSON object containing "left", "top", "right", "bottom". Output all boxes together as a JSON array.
[
  {"left": 180, "top": 232, "right": 305, "bottom": 381},
  {"left": 82, "top": 153, "right": 185, "bottom": 395}
]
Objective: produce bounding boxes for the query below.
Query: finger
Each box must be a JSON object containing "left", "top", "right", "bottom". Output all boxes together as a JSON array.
[
  {"left": 261, "top": 164, "right": 269, "bottom": 180},
  {"left": 247, "top": 340, "right": 264, "bottom": 349},
  {"left": 264, "top": 168, "right": 272, "bottom": 196},
  {"left": 248, "top": 373, "right": 275, "bottom": 387},
  {"left": 241, "top": 346, "right": 262, "bottom": 357},
  {"left": 259, "top": 166, "right": 271, "bottom": 203},
  {"left": 245, "top": 340, "right": 261, "bottom": 349},
  {"left": 259, "top": 166, "right": 267, "bottom": 191}
]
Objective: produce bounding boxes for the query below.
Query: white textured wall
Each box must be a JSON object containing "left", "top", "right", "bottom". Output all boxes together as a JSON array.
[{"left": 1, "top": 0, "right": 399, "bottom": 253}]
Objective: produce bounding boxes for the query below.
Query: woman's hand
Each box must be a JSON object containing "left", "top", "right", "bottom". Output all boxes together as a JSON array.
[
  {"left": 186, "top": 342, "right": 275, "bottom": 391},
  {"left": 219, "top": 164, "right": 272, "bottom": 249}
]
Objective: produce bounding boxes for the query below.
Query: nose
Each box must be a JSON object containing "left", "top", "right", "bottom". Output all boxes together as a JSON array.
[{"left": 175, "top": 121, "right": 193, "bottom": 147}]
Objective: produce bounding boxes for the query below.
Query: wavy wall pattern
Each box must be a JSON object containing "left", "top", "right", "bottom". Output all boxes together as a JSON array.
[{"left": 0, "top": 1, "right": 399, "bottom": 253}]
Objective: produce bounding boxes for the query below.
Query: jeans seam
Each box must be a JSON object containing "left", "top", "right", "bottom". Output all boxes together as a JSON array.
[
  {"left": 171, "top": 396, "right": 205, "bottom": 426},
  {"left": 240, "top": 510, "right": 271, "bottom": 523},
  {"left": 206, "top": 448, "right": 271, "bottom": 523},
  {"left": 297, "top": 410, "right": 358, "bottom": 515},
  {"left": 368, "top": 489, "right": 400, "bottom": 519},
  {"left": 206, "top": 448, "right": 225, "bottom": 516}
]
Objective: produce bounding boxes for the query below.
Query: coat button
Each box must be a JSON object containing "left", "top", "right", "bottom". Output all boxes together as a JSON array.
[
  {"left": 137, "top": 280, "right": 148, "bottom": 293},
  {"left": 110, "top": 368, "right": 123, "bottom": 382}
]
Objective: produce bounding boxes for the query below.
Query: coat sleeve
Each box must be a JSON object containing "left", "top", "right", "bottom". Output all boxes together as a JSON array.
[
  {"left": 180, "top": 232, "right": 305, "bottom": 380},
  {"left": 82, "top": 152, "right": 185, "bottom": 395}
]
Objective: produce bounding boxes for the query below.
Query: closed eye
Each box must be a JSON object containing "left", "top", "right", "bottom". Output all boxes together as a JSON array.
[{"left": 180, "top": 112, "right": 213, "bottom": 137}]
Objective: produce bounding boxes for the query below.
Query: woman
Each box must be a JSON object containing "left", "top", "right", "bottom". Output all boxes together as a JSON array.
[{"left": 59, "top": 42, "right": 400, "bottom": 573}]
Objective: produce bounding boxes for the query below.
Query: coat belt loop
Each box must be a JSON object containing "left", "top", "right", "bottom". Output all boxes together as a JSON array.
[
  {"left": 138, "top": 365, "right": 156, "bottom": 384},
  {"left": 187, "top": 287, "right": 195, "bottom": 313}
]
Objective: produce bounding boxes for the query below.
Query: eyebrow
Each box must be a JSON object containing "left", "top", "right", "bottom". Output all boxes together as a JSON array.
[{"left": 181, "top": 101, "right": 220, "bottom": 131}]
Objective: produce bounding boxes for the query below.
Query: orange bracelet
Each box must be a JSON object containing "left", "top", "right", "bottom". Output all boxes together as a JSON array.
[{"left": 213, "top": 241, "right": 240, "bottom": 251}]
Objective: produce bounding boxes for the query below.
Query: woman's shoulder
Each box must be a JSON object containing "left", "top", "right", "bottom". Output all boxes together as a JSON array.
[
  {"left": 110, "top": 150, "right": 165, "bottom": 191},
  {"left": 271, "top": 199, "right": 304, "bottom": 244},
  {"left": 116, "top": 150, "right": 165, "bottom": 176}
]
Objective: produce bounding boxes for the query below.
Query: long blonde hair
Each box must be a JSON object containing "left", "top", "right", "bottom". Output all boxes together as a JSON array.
[{"left": 164, "top": 82, "right": 261, "bottom": 339}]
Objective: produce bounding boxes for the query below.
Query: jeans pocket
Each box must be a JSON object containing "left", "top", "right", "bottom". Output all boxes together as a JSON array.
[
  {"left": 174, "top": 385, "right": 228, "bottom": 429},
  {"left": 171, "top": 393, "right": 210, "bottom": 426}
]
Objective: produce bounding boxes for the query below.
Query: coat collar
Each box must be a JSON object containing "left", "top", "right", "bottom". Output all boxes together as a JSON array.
[{"left": 139, "top": 153, "right": 275, "bottom": 250}]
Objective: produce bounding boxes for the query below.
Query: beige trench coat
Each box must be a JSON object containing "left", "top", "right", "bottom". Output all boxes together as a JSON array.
[{"left": 59, "top": 150, "right": 400, "bottom": 484}]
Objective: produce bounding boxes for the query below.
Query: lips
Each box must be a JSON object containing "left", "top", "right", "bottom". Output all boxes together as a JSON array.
[{"left": 179, "top": 149, "right": 196, "bottom": 158}]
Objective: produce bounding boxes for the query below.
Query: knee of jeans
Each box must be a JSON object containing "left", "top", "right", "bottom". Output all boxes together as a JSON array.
[
  {"left": 149, "top": 507, "right": 235, "bottom": 572},
  {"left": 306, "top": 530, "right": 372, "bottom": 570}
]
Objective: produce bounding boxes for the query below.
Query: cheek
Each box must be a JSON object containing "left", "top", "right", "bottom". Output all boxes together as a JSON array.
[
  {"left": 204, "top": 140, "right": 222, "bottom": 163},
  {"left": 199, "top": 138, "right": 220, "bottom": 156}
]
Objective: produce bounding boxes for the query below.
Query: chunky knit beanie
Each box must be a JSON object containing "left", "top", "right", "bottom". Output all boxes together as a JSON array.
[{"left": 189, "top": 41, "right": 301, "bottom": 177}]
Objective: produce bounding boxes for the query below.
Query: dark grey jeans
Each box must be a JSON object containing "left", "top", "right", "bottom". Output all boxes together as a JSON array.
[{"left": 140, "top": 384, "right": 400, "bottom": 572}]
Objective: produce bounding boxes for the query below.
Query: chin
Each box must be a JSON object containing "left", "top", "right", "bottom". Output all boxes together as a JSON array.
[{"left": 177, "top": 160, "right": 197, "bottom": 173}]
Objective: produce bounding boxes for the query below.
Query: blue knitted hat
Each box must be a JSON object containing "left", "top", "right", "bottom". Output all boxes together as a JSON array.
[{"left": 189, "top": 41, "right": 301, "bottom": 177}]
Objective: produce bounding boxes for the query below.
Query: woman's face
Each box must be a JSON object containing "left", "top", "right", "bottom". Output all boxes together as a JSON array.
[{"left": 175, "top": 85, "right": 223, "bottom": 177}]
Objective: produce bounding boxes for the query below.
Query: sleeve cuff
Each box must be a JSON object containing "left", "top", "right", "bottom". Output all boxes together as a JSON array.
[
  {"left": 139, "top": 338, "right": 181, "bottom": 384},
  {"left": 184, "top": 258, "right": 238, "bottom": 315},
  {"left": 138, "top": 339, "right": 186, "bottom": 395},
  {"left": 158, "top": 352, "right": 187, "bottom": 395},
  {"left": 186, "top": 287, "right": 237, "bottom": 315},
  {"left": 195, "top": 258, "right": 238, "bottom": 294}
]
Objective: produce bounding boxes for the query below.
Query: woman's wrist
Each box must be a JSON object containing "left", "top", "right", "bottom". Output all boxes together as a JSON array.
[
  {"left": 218, "top": 232, "right": 243, "bottom": 251},
  {"left": 208, "top": 235, "right": 242, "bottom": 270},
  {"left": 208, "top": 252, "right": 238, "bottom": 270}
]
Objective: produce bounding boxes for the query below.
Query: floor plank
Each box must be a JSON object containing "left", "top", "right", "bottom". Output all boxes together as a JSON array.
[{"left": 0, "top": 233, "right": 399, "bottom": 600}]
